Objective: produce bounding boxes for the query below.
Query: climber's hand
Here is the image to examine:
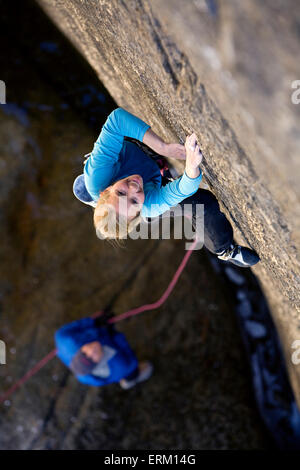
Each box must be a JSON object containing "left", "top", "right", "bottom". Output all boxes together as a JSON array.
[
  {"left": 184, "top": 133, "right": 203, "bottom": 178},
  {"left": 163, "top": 142, "right": 186, "bottom": 160}
]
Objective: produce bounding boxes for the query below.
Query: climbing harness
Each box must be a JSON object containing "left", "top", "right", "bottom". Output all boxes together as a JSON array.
[{"left": 126, "top": 136, "right": 176, "bottom": 181}]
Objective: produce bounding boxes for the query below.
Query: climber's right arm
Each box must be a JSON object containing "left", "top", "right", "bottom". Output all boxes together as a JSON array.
[
  {"left": 141, "top": 132, "right": 203, "bottom": 218},
  {"left": 141, "top": 169, "right": 202, "bottom": 218}
]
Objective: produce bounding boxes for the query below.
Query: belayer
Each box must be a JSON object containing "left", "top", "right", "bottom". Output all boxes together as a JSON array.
[
  {"left": 55, "top": 315, "right": 153, "bottom": 389},
  {"left": 73, "top": 107, "right": 259, "bottom": 267}
]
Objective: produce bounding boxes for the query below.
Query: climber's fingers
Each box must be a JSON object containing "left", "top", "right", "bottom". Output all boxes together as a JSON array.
[
  {"left": 185, "top": 133, "right": 203, "bottom": 168},
  {"left": 195, "top": 145, "right": 203, "bottom": 165},
  {"left": 185, "top": 132, "right": 197, "bottom": 148},
  {"left": 185, "top": 133, "right": 202, "bottom": 155}
]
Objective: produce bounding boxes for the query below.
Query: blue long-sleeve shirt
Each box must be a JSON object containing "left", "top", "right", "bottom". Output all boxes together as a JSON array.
[
  {"left": 84, "top": 108, "right": 202, "bottom": 218},
  {"left": 55, "top": 317, "right": 138, "bottom": 386}
]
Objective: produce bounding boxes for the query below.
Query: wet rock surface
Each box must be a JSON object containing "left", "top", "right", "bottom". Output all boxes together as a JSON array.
[
  {"left": 0, "top": 1, "right": 272, "bottom": 449},
  {"left": 36, "top": 0, "right": 300, "bottom": 405}
]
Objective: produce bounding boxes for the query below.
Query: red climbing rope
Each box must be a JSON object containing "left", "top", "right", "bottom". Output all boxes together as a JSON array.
[
  {"left": 108, "top": 240, "right": 196, "bottom": 323},
  {"left": 0, "top": 239, "right": 197, "bottom": 405},
  {"left": 0, "top": 349, "right": 58, "bottom": 405}
]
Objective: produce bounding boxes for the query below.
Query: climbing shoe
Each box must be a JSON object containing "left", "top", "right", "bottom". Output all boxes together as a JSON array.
[
  {"left": 216, "top": 244, "right": 260, "bottom": 268},
  {"left": 119, "top": 361, "right": 153, "bottom": 390}
]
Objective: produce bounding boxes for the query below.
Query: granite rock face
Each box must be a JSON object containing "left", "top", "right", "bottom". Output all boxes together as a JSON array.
[
  {"left": 36, "top": 0, "right": 300, "bottom": 402},
  {"left": 0, "top": 0, "right": 272, "bottom": 449},
  {"left": 0, "top": 104, "right": 269, "bottom": 450}
]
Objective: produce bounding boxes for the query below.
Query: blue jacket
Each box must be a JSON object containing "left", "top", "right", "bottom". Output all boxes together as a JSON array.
[
  {"left": 55, "top": 317, "right": 138, "bottom": 386},
  {"left": 84, "top": 107, "right": 203, "bottom": 218}
]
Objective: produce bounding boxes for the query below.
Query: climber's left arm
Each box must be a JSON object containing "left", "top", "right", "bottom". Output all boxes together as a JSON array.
[
  {"left": 86, "top": 107, "right": 186, "bottom": 199},
  {"left": 84, "top": 107, "right": 151, "bottom": 199},
  {"left": 110, "top": 107, "right": 172, "bottom": 158},
  {"left": 143, "top": 128, "right": 186, "bottom": 160},
  {"left": 101, "top": 107, "right": 186, "bottom": 160}
]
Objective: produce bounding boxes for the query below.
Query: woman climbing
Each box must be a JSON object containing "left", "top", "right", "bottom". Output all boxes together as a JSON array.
[{"left": 73, "top": 107, "right": 259, "bottom": 267}]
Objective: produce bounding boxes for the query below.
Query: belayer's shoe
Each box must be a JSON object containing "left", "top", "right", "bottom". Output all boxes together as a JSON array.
[
  {"left": 216, "top": 244, "right": 260, "bottom": 268},
  {"left": 119, "top": 361, "right": 153, "bottom": 390}
]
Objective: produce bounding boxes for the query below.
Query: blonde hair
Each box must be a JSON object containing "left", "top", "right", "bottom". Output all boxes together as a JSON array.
[{"left": 93, "top": 188, "right": 142, "bottom": 246}]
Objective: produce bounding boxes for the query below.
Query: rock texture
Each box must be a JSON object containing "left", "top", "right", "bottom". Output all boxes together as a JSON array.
[
  {"left": 36, "top": 0, "right": 300, "bottom": 404},
  {"left": 0, "top": 100, "right": 269, "bottom": 450},
  {"left": 0, "top": 0, "right": 271, "bottom": 449}
]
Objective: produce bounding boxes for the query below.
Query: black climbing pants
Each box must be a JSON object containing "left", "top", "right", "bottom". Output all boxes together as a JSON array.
[
  {"left": 160, "top": 175, "right": 233, "bottom": 254},
  {"left": 130, "top": 139, "right": 234, "bottom": 254},
  {"left": 177, "top": 188, "right": 234, "bottom": 254}
]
